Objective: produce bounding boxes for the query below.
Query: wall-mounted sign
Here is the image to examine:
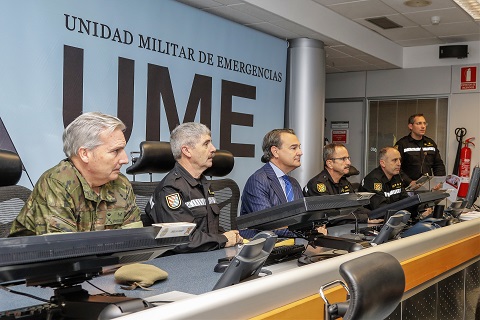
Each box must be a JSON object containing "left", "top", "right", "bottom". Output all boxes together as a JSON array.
[
  {"left": 460, "top": 66, "right": 477, "bottom": 90},
  {"left": 331, "top": 129, "right": 348, "bottom": 144},
  {"left": 331, "top": 121, "right": 349, "bottom": 129}
]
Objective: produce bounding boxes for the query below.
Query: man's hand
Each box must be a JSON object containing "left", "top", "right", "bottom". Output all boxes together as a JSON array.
[
  {"left": 418, "top": 207, "right": 433, "bottom": 220},
  {"left": 316, "top": 225, "right": 327, "bottom": 235},
  {"left": 367, "top": 218, "right": 384, "bottom": 224},
  {"left": 432, "top": 182, "right": 443, "bottom": 191},
  {"left": 223, "top": 230, "right": 243, "bottom": 247},
  {"left": 407, "top": 180, "right": 420, "bottom": 191}
]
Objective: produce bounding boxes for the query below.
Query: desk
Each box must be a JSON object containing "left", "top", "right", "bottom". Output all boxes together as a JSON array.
[
  {"left": 0, "top": 224, "right": 357, "bottom": 314},
  {"left": 2, "top": 221, "right": 478, "bottom": 319}
]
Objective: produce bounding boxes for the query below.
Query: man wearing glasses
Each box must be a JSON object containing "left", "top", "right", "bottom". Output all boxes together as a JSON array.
[
  {"left": 394, "top": 113, "right": 446, "bottom": 189},
  {"left": 303, "top": 143, "right": 374, "bottom": 224},
  {"left": 304, "top": 143, "right": 355, "bottom": 197}
]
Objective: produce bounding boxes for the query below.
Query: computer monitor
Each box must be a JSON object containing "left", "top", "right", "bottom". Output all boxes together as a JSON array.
[
  {"left": 236, "top": 194, "right": 371, "bottom": 232},
  {"left": 0, "top": 227, "right": 189, "bottom": 287},
  {"left": 368, "top": 191, "right": 448, "bottom": 220},
  {"left": 465, "top": 166, "right": 480, "bottom": 209},
  {"left": 212, "top": 236, "right": 275, "bottom": 290},
  {"left": 371, "top": 210, "right": 411, "bottom": 245}
]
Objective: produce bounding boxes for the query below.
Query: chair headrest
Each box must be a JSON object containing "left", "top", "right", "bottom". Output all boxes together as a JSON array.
[
  {"left": 126, "top": 141, "right": 175, "bottom": 175},
  {"left": 0, "top": 149, "right": 22, "bottom": 187},
  {"left": 339, "top": 251, "right": 405, "bottom": 320},
  {"left": 203, "top": 150, "right": 234, "bottom": 177},
  {"left": 344, "top": 165, "right": 360, "bottom": 177}
]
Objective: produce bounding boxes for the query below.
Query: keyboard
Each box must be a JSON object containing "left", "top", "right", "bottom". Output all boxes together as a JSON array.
[{"left": 264, "top": 244, "right": 306, "bottom": 266}]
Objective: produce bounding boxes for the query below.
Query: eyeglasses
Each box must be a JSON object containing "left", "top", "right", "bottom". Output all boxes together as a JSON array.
[
  {"left": 329, "top": 157, "right": 351, "bottom": 162},
  {"left": 413, "top": 121, "right": 428, "bottom": 126}
]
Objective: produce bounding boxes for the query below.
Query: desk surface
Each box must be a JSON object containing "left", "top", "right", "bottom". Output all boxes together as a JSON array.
[{"left": 0, "top": 224, "right": 362, "bottom": 313}]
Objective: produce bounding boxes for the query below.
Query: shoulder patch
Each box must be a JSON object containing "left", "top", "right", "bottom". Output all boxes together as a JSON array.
[
  {"left": 165, "top": 193, "right": 182, "bottom": 209},
  {"left": 317, "top": 183, "right": 327, "bottom": 193},
  {"left": 374, "top": 183, "right": 382, "bottom": 192}
]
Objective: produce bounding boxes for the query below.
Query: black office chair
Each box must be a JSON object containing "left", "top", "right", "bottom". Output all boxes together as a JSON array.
[
  {"left": 0, "top": 149, "right": 32, "bottom": 237},
  {"left": 126, "top": 141, "right": 176, "bottom": 224},
  {"left": 319, "top": 251, "right": 405, "bottom": 320},
  {"left": 344, "top": 165, "right": 360, "bottom": 191},
  {"left": 204, "top": 150, "right": 239, "bottom": 231},
  {"left": 126, "top": 141, "right": 175, "bottom": 182}
]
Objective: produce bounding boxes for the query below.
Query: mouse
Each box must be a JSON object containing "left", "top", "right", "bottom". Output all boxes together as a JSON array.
[{"left": 214, "top": 260, "right": 230, "bottom": 273}]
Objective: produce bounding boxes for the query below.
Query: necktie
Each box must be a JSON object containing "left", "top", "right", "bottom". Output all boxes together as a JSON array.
[{"left": 282, "top": 175, "right": 294, "bottom": 202}]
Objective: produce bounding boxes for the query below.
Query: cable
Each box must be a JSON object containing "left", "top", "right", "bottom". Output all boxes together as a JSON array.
[{"left": 0, "top": 285, "right": 50, "bottom": 303}]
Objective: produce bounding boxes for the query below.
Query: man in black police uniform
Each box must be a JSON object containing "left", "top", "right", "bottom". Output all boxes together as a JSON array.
[
  {"left": 394, "top": 113, "right": 446, "bottom": 189},
  {"left": 304, "top": 143, "right": 375, "bottom": 224},
  {"left": 359, "top": 147, "right": 409, "bottom": 210},
  {"left": 144, "top": 122, "right": 242, "bottom": 253},
  {"left": 304, "top": 143, "right": 354, "bottom": 197}
]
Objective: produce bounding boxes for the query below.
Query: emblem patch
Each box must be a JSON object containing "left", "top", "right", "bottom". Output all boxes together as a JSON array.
[
  {"left": 165, "top": 193, "right": 182, "bottom": 209},
  {"left": 317, "top": 183, "right": 327, "bottom": 193},
  {"left": 374, "top": 183, "right": 382, "bottom": 192}
]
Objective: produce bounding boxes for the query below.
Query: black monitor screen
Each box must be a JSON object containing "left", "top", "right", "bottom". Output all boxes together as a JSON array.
[
  {"left": 371, "top": 210, "right": 411, "bottom": 245},
  {"left": 465, "top": 166, "right": 480, "bottom": 209},
  {"left": 0, "top": 227, "right": 189, "bottom": 287},
  {"left": 368, "top": 191, "right": 448, "bottom": 220},
  {"left": 236, "top": 194, "right": 370, "bottom": 231},
  {"left": 212, "top": 237, "right": 274, "bottom": 290}
]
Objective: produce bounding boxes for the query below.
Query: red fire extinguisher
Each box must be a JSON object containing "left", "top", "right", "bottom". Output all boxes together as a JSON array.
[{"left": 458, "top": 137, "right": 475, "bottom": 198}]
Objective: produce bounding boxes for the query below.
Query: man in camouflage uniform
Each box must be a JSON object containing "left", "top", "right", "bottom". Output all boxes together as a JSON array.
[
  {"left": 144, "top": 122, "right": 242, "bottom": 253},
  {"left": 9, "top": 112, "right": 141, "bottom": 237}
]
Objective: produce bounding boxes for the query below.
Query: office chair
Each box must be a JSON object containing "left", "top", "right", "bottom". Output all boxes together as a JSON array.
[
  {"left": 319, "top": 251, "right": 405, "bottom": 320},
  {"left": 204, "top": 150, "right": 239, "bottom": 231},
  {"left": 126, "top": 141, "right": 175, "bottom": 182},
  {"left": 344, "top": 165, "right": 360, "bottom": 191},
  {"left": 126, "top": 141, "right": 176, "bottom": 223},
  {"left": 0, "top": 149, "right": 32, "bottom": 237}
]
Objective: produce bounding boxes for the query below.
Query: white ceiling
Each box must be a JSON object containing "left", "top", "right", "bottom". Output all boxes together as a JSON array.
[{"left": 175, "top": 0, "right": 480, "bottom": 73}]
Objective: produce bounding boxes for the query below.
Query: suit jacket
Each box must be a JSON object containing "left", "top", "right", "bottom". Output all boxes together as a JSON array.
[{"left": 240, "top": 163, "right": 303, "bottom": 215}]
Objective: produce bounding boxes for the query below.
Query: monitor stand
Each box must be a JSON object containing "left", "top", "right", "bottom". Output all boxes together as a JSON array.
[{"left": 51, "top": 285, "right": 152, "bottom": 320}]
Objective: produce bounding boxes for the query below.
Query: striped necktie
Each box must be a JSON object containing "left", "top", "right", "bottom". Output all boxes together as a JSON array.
[{"left": 282, "top": 175, "right": 294, "bottom": 202}]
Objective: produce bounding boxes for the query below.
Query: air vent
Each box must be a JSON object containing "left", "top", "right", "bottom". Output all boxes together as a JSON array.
[{"left": 366, "top": 17, "right": 402, "bottom": 29}]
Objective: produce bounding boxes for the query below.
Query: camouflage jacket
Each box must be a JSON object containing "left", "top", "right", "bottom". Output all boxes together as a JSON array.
[{"left": 9, "top": 160, "right": 141, "bottom": 237}]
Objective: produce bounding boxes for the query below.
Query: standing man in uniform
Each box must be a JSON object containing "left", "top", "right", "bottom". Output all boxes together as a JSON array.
[
  {"left": 359, "top": 147, "right": 409, "bottom": 210},
  {"left": 144, "top": 122, "right": 242, "bottom": 253},
  {"left": 10, "top": 112, "right": 142, "bottom": 237},
  {"left": 394, "top": 113, "right": 446, "bottom": 188}
]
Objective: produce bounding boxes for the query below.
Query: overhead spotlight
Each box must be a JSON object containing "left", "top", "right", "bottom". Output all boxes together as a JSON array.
[
  {"left": 431, "top": 16, "right": 441, "bottom": 24},
  {"left": 404, "top": 0, "right": 432, "bottom": 7}
]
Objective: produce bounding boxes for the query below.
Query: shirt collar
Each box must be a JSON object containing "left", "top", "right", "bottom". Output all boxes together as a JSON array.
[
  {"left": 269, "top": 161, "right": 286, "bottom": 178},
  {"left": 175, "top": 162, "right": 206, "bottom": 187},
  {"left": 67, "top": 160, "right": 116, "bottom": 202}
]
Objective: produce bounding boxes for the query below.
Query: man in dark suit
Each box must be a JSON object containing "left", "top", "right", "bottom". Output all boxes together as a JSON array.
[{"left": 240, "top": 128, "right": 305, "bottom": 215}]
